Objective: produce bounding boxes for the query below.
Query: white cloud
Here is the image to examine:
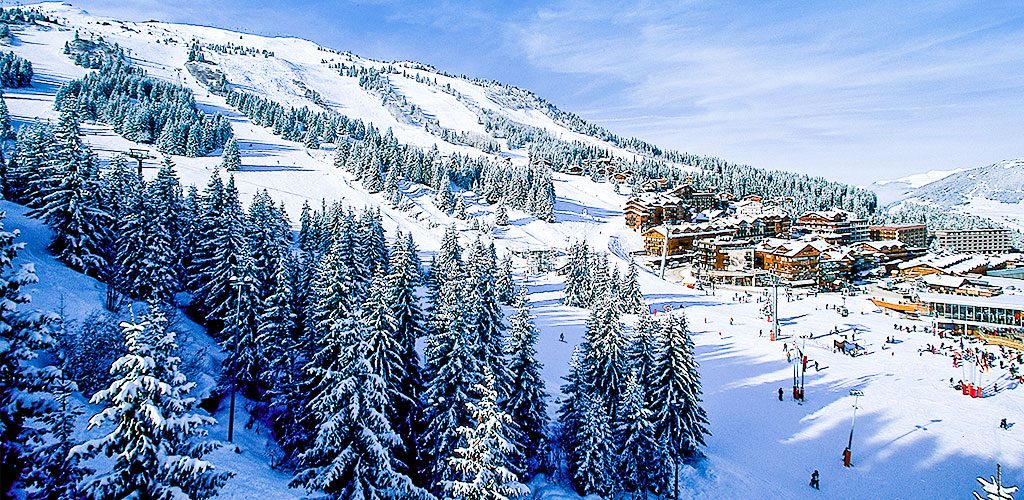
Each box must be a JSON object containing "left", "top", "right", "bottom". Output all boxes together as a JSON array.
[{"left": 506, "top": 1, "right": 1024, "bottom": 182}]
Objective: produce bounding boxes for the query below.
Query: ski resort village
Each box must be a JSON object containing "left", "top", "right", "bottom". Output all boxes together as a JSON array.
[{"left": 1, "top": 3, "right": 1023, "bottom": 500}]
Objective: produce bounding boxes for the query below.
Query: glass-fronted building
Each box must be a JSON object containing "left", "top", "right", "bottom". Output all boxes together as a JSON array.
[{"left": 919, "top": 292, "right": 1024, "bottom": 347}]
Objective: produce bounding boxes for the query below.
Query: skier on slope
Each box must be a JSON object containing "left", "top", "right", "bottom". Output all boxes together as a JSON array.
[
  {"left": 778, "top": 387, "right": 784, "bottom": 401},
  {"left": 809, "top": 470, "right": 820, "bottom": 490}
]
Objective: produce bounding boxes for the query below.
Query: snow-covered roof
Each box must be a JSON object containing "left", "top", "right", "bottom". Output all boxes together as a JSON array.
[
  {"left": 901, "top": 253, "right": 1012, "bottom": 275},
  {"left": 798, "top": 209, "right": 864, "bottom": 222},
  {"left": 862, "top": 240, "right": 906, "bottom": 251},
  {"left": 919, "top": 292, "right": 1024, "bottom": 310},
  {"left": 756, "top": 237, "right": 832, "bottom": 257},
  {"left": 645, "top": 222, "right": 738, "bottom": 237},
  {"left": 968, "top": 273, "right": 1024, "bottom": 292},
  {"left": 921, "top": 274, "right": 969, "bottom": 289},
  {"left": 627, "top": 192, "right": 685, "bottom": 207}
]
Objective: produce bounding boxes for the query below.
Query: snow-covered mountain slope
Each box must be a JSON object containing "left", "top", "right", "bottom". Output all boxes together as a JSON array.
[
  {"left": 1, "top": 3, "right": 645, "bottom": 258},
  {"left": 876, "top": 169, "right": 965, "bottom": 189},
  {"left": 33, "top": 2, "right": 672, "bottom": 165},
  {"left": 871, "top": 168, "right": 963, "bottom": 206},
  {"left": 882, "top": 159, "right": 1024, "bottom": 233},
  {"left": 905, "top": 159, "right": 1024, "bottom": 207}
]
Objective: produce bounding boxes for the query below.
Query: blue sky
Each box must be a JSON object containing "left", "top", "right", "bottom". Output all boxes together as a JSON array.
[{"left": 65, "top": 0, "right": 1024, "bottom": 183}]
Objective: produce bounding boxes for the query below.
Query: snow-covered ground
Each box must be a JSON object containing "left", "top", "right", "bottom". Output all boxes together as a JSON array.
[
  {"left": 525, "top": 264, "right": 1024, "bottom": 498},
  {"left": 3, "top": 4, "right": 1023, "bottom": 499}
]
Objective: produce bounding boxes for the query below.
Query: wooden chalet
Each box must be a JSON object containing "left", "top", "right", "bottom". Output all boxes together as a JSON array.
[
  {"left": 643, "top": 224, "right": 735, "bottom": 256},
  {"left": 754, "top": 238, "right": 832, "bottom": 283},
  {"left": 625, "top": 194, "right": 689, "bottom": 230}
]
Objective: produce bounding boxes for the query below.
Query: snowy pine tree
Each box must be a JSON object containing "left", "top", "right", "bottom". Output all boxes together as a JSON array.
[
  {"left": 0, "top": 213, "right": 60, "bottom": 499},
  {"left": 614, "top": 373, "right": 663, "bottom": 497},
  {"left": 220, "top": 256, "right": 261, "bottom": 394},
  {"left": 619, "top": 259, "right": 645, "bottom": 314},
  {"left": 26, "top": 374, "right": 90, "bottom": 500},
  {"left": 0, "top": 94, "right": 14, "bottom": 140},
  {"left": 363, "top": 268, "right": 406, "bottom": 412},
  {"left": 116, "top": 159, "right": 179, "bottom": 302},
  {"left": 454, "top": 196, "right": 467, "bottom": 220},
  {"left": 442, "top": 370, "right": 528, "bottom": 500},
  {"left": 302, "top": 126, "right": 320, "bottom": 150},
  {"left": 255, "top": 256, "right": 298, "bottom": 392},
  {"left": 187, "top": 171, "right": 226, "bottom": 308},
  {"left": 503, "top": 287, "right": 548, "bottom": 476},
  {"left": 630, "top": 312, "right": 660, "bottom": 390},
  {"left": 363, "top": 152, "right": 384, "bottom": 193},
  {"left": 28, "top": 99, "right": 109, "bottom": 276},
  {"left": 562, "top": 242, "right": 592, "bottom": 308},
  {"left": 358, "top": 208, "right": 389, "bottom": 276},
  {"left": 247, "top": 189, "right": 291, "bottom": 301},
  {"left": 310, "top": 234, "right": 359, "bottom": 330},
  {"left": 384, "top": 160, "right": 401, "bottom": 204},
  {"left": 194, "top": 175, "right": 252, "bottom": 324},
  {"left": 435, "top": 181, "right": 455, "bottom": 214},
  {"left": 72, "top": 306, "right": 231, "bottom": 499},
  {"left": 584, "top": 289, "right": 628, "bottom": 418},
  {"left": 467, "top": 239, "right": 511, "bottom": 403},
  {"left": 494, "top": 203, "right": 508, "bottom": 226},
  {"left": 572, "top": 391, "right": 615, "bottom": 497},
  {"left": 7, "top": 124, "right": 51, "bottom": 203},
  {"left": 430, "top": 225, "right": 462, "bottom": 292},
  {"left": 422, "top": 264, "right": 482, "bottom": 494},
  {"left": 290, "top": 312, "right": 429, "bottom": 499},
  {"left": 494, "top": 255, "right": 515, "bottom": 305},
  {"left": 653, "top": 313, "right": 709, "bottom": 497},
  {"left": 590, "top": 254, "right": 611, "bottom": 301},
  {"left": 387, "top": 230, "right": 427, "bottom": 481},
  {"left": 221, "top": 137, "right": 241, "bottom": 171}
]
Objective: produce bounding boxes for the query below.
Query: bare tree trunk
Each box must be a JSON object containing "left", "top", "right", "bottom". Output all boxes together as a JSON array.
[{"left": 674, "top": 460, "right": 680, "bottom": 499}]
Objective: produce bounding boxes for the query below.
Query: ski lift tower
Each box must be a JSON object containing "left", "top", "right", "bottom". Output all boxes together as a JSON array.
[
  {"left": 769, "top": 272, "right": 780, "bottom": 341},
  {"left": 845, "top": 389, "right": 864, "bottom": 467},
  {"left": 126, "top": 148, "right": 155, "bottom": 177}
]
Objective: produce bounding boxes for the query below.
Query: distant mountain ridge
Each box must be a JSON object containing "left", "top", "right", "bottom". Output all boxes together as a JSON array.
[
  {"left": 903, "top": 159, "right": 1024, "bottom": 207},
  {"left": 879, "top": 159, "right": 1024, "bottom": 241}
]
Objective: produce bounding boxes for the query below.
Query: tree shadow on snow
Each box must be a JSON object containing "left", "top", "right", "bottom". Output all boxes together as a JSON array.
[{"left": 690, "top": 340, "right": 1023, "bottom": 499}]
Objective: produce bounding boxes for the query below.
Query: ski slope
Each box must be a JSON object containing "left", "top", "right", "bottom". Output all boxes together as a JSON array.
[{"left": 2, "top": 3, "right": 1022, "bottom": 499}]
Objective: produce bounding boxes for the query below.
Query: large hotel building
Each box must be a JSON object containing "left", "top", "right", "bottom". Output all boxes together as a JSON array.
[{"left": 931, "top": 228, "right": 1012, "bottom": 254}]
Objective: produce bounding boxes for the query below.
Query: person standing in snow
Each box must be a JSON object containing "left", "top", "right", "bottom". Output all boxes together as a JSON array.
[
  {"left": 778, "top": 388, "right": 784, "bottom": 401},
  {"left": 810, "top": 470, "right": 820, "bottom": 490}
]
